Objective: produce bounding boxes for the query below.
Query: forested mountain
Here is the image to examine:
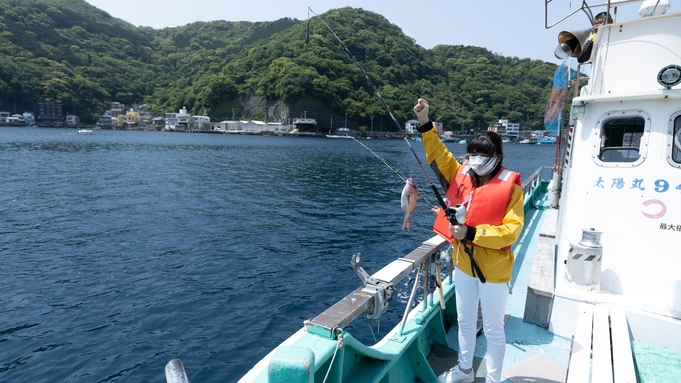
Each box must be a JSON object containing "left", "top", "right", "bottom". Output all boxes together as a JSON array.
[
  {"left": 0, "top": 0, "right": 296, "bottom": 122},
  {"left": 0, "top": 0, "right": 558, "bottom": 131}
]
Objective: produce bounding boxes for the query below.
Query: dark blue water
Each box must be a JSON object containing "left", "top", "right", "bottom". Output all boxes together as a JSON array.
[{"left": 0, "top": 127, "right": 554, "bottom": 382}]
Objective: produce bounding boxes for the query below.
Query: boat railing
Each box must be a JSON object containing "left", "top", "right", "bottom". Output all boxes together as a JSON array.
[
  {"left": 544, "top": 0, "right": 637, "bottom": 29},
  {"left": 305, "top": 236, "right": 450, "bottom": 339},
  {"left": 522, "top": 166, "right": 552, "bottom": 195},
  {"left": 522, "top": 166, "right": 553, "bottom": 212}
]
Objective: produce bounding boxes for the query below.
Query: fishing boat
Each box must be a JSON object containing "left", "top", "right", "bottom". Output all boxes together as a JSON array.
[
  {"left": 537, "top": 137, "right": 556, "bottom": 144},
  {"left": 7, "top": 114, "right": 25, "bottom": 126},
  {"left": 327, "top": 128, "right": 352, "bottom": 138},
  {"left": 518, "top": 138, "right": 537, "bottom": 144},
  {"left": 165, "top": 2, "right": 681, "bottom": 382},
  {"left": 77, "top": 128, "right": 93, "bottom": 135},
  {"left": 326, "top": 134, "right": 352, "bottom": 138}
]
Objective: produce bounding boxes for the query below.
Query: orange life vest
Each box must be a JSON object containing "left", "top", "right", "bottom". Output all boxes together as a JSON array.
[{"left": 433, "top": 165, "right": 521, "bottom": 247}]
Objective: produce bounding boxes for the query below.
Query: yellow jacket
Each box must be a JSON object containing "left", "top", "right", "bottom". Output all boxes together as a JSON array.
[{"left": 422, "top": 128, "right": 524, "bottom": 283}]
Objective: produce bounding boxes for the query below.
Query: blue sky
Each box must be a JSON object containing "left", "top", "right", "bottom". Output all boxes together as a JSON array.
[{"left": 85, "top": 0, "right": 661, "bottom": 64}]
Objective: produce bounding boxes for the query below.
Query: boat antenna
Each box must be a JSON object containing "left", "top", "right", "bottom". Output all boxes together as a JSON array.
[{"left": 307, "top": 7, "right": 452, "bottom": 216}]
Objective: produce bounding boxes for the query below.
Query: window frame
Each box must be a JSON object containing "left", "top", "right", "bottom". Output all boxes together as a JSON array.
[{"left": 667, "top": 111, "right": 681, "bottom": 168}]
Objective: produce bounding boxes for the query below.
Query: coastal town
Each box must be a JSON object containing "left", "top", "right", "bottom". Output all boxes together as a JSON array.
[{"left": 0, "top": 101, "right": 555, "bottom": 143}]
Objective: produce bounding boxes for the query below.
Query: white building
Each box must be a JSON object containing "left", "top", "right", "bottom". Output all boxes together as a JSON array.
[
  {"left": 497, "top": 119, "right": 520, "bottom": 138},
  {"left": 211, "top": 120, "right": 286, "bottom": 134},
  {"left": 405, "top": 119, "right": 419, "bottom": 135},
  {"left": 66, "top": 114, "right": 80, "bottom": 128},
  {"left": 190, "top": 115, "right": 211, "bottom": 131},
  {"left": 434, "top": 121, "right": 444, "bottom": 133},
  {"left": 531, "top": 130, "right": 545, "bottom": 139},
  {"left": 406, "top": 119, "right": 443, "bottom": 135},
  {"left": 241, "top": 120, "right": 267, "bottom": 133},
  {"left": 505, "top": 122, "right": 520, "bottom": 138}
]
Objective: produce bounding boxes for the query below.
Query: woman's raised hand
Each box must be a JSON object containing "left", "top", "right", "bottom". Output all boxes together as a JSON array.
[{"left": 413, "top": 98, "right": 430, "bottom": 126}]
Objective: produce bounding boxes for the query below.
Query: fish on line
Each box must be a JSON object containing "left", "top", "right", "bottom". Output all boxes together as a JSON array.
[{"left": 401, "top": 178, "right": 418, "bottom": 231}]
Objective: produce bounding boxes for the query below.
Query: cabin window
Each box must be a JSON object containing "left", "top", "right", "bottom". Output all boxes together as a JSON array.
[
  {"left": 673, "top": 115, "right": 681, "bottom": 164},
  {"left": 598, "top": 117, "right": 645, "bottom": 163}
]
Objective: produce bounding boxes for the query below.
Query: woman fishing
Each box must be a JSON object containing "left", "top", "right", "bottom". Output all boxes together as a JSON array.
[{"left": 413, "top": 98, "right": 524, "bottom": 383}]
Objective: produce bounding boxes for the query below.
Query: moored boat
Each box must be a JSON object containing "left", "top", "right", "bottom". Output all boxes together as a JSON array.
[
  {"left": 7, "top": 114, "right": 25, "bottom": 126},
  {"left": 536, "top": 137, "right": 556, "bottom": 144}
]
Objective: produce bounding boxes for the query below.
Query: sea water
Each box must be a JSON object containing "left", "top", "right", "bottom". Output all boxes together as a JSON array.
[{"left": 0, "top": 127, "right": 555, "bottom": 382}]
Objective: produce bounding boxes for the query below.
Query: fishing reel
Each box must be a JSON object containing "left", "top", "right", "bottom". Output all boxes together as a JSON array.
[{"left": 445, "top": 204, "right": 467, "bottom": 225}]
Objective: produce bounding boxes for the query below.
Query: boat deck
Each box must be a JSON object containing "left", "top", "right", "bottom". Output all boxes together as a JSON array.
[
  {"left": 499, "top": 207, "right": 572, "bottom": 382},
  {"left": 437, "top": 194, "right": 681, "bottom": 382}
]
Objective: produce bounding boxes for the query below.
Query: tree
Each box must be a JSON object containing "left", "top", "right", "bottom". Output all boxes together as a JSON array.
[{"left": 198, "top": 75, "right": 237, "bottom": 107}]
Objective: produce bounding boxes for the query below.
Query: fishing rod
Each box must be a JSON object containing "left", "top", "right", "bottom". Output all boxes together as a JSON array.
[{"left": 307, "top": 7, "right": 452, "bottom": 216}]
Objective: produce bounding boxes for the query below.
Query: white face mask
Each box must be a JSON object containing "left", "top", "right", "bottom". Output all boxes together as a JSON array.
[{"left": 468, "top": 155, "right": 498, "bottom": 176}]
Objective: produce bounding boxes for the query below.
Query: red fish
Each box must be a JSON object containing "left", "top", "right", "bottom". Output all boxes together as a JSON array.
[{"left": 401, "top": 178, "right": 418, "bottom": 231}]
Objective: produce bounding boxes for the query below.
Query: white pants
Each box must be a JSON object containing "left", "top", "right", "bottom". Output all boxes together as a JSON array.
[{"left": 454, "top": 267, "right": 509, "bottom": 383}]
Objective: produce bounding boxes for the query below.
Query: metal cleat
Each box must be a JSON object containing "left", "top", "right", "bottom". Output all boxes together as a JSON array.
[{"left": 351, "top": 253, "right": 395, "bottom": 320}]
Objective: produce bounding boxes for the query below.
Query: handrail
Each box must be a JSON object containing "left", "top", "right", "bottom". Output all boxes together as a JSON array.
[
  {"left": 522, "top": 166, "right": 553, "bottom": 196},
  {"left": 544, "top": 0, "right": 638, "bottom": 29},
  {"left": 545, "top": 0, "right": 594, "bottom": 29},
  {"left": 305, "top": 236, "right": 449, "bottom": 339},
  {"left": 522, "top": 166, "right": 554, "bottom": 213}
]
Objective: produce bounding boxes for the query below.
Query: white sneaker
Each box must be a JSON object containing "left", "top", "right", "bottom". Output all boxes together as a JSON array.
[{"left": 437, "top": 365, "right": 474, "bottom": 383}]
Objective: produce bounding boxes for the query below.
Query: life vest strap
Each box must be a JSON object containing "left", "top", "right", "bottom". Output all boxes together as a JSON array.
[{"left": 463, "top": 244, "right": 486, "bottom": 283}]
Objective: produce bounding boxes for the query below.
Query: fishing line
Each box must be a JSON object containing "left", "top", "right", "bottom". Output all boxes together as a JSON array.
[
  {"left": 348, "top": 135, "right": 437, "bottom": 208},
  {"left": 350, "top": 136, "right": 406, "bottom": 182},
  {"left": 307, "top": 7, "right": 451, "bottom": 213}
]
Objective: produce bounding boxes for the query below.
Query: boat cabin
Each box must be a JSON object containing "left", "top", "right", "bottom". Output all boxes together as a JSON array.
[{"left": 548, "top": 1, "right": 681, "bottom": 350}]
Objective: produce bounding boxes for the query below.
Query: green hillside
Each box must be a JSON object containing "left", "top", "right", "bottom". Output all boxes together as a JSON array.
[{"left": 0, "top": 0, "right": 557, "bottom": 131}]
